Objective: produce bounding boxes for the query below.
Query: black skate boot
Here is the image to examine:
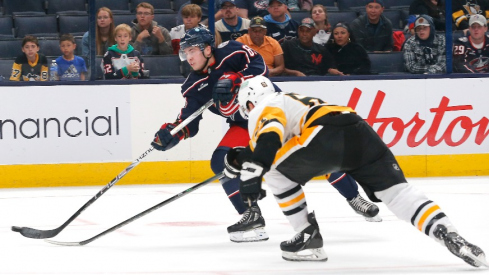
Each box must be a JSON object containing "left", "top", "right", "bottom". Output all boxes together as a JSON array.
[
  {"left": 227, "top": 205, "right": 268, "bottom": 243},
  {"left": 280, "top": 212, "right": 328, "bottom": 262},
  {"left": 433, "top": 224, "right": 488, "bottom": 267},
  {"left": 348, "top": 194, "right": 382, "bottom": 222}
]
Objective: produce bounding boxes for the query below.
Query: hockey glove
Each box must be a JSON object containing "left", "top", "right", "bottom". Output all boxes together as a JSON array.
[
  {"left": 212, "top": 72, "right": 243, "bottom": 106},
  {"left": 239, "top": 161, "right": 267, "bottom": 204},
  {"left": 151, "top": 123, "right": 186, "bottom": 151},
  {"left": 224, "top": 147, "right": 245, "bottom": 179}
]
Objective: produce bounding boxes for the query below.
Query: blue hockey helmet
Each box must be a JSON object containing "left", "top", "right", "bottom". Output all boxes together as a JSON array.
[{"left": 179, "top": 26, "right": 215, "bottom": 61}]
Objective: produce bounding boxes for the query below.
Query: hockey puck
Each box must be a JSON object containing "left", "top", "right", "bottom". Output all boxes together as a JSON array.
[{"left": 11, "top": 226, "right": 22, "bottom": 232}]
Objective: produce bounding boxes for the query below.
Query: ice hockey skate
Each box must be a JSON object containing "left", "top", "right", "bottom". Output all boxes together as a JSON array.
[
  {"left": 281, "top": 212, "right": 328, "bottom": 262},
  {"left": 348, "top": 194, "right": 382, "bottom": 222},
  {"left": 434, "top": 224, "right": 488, "bottom": 267},
  {"left": 227, "top": 205, "right": 268, "bottom": 243}
]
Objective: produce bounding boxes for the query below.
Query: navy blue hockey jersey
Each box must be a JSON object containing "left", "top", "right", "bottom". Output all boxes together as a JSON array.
[{"left": 176, "top": 40, "right": 269, "bottom": 137}]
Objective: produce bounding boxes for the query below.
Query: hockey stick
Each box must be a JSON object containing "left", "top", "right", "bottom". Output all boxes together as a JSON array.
[
  {"left": 12, "top": 99, "right": 215, "bottom": 239},
  {"left": 45, "top": 172, "right": 224, "bottom": 246}
]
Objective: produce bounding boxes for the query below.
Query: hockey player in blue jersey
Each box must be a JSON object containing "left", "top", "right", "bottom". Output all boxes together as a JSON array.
[{"left": 150, "top": 27, "right": 380, "bottom": 242}]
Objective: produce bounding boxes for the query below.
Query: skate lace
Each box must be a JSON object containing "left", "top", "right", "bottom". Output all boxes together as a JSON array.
[
  {"left": 350, "top": 196, "right": 371, "bottom": 213},
  {"left": 236, "top": 207, "right": 259, "bottom": 224},
  {"left": 285, "top": 232, "right": 303, "bottom": 244}
]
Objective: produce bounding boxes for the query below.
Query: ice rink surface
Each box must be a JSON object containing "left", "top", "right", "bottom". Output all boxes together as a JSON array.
[{"left": 1, "top": 176, "right": 489, "bottom": 275}]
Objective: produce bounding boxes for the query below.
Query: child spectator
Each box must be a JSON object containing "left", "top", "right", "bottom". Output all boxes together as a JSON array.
[
  {"left": 403, "top": 15, "right": 446, "bottom": 74},
  {"left": 82, "top": 7, "right": 116, "bottom": 57},
  {"left": 326, "top": 22, "right": 371, "bottom": 75},
  {"left": 310, "top": 4, "right": 332, "bottom": 45},
  {"left": 10, "top": 35, "right": 48, "bottom": 81},
  {"left": 56, "top": 34, "right": 87, "bottom": 81},
  {"left": 131, "top": 2, "right": 173, "bottom": 55},
  {"left": 103, "top": 24, "right": 145, "bottom": 79},
  {"left": 170, "top": 4, "right": 206, "bottom": 54}
]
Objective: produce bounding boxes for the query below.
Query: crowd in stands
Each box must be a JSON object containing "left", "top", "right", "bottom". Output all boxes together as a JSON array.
[{"left": 1, "top": 0, "right": 489, "bottom": 81}]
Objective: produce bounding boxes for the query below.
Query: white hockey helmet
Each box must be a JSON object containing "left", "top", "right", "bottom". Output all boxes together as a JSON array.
[{"left": 238, "top": 75, "right": 275, "bottom": 117}]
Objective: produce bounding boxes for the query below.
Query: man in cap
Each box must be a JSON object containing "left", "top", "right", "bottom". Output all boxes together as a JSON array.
[
  {"left": 403, "top": 15, "right": 446, "bottom": 74},
  {"left": 215, "top": 0, "right": 250, "bottom": 42},
  {"left": 264, "top": 0, "right": 300, "bottom": 43},
  {"left": 282, "top": 17, "right": 342, "bottom": 76},
  {"left": 453, "top": 14, "right": 489, "bottom": 72},
  {"left": 350, "top": 0, "right": 393, "bottom": 52},
  {"left": 236, "top": 16, "right": 285, "bottom": 76}
]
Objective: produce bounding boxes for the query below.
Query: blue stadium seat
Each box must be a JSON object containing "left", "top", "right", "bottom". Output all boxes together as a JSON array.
[
  {"left": 289, "top": 11, "right": 311, "bottom": 23},
  {"left": 359, "top": 9, "right": 403, "bottom": 30},
  {"left": 312, "top": 0, "right": 339, "bottom": 11},
  {"left": 368, "top": 52, "right": 406, "bottom": 74},
  {"left": 153, "top": 13, "right": 178, "bottom": 31},
  {"left": 3, "top": 0, "right": 46, "bottom": 15},
  {"left": 46, "top": 0, "right": 86, "bottom": 14},
  {"left": 58, "top": 14, "right": 88, "bottom": 36},
  {"left": 38, "top": 38, "right": 61, "bottom": 57},
  {"left": 113, "top": 14, "right": 135, "bottom": 27},
  {"left": 0, "top": 16, "right": 14, "bottom": 39},
  {"left": 328, "top": 11, "right": 358, "bottom": 25},
  {"left": 0, "top": 39, "right": 23, "bottom": 59},
  {"left": 384, "top": 0, "right": 412, "bottom": 10},
  {"left": 14, "top": 15, "right": 58, "bottom": 38},
  {"left": 172, "top": 0, "right": 189, "bottom": 12},
  {"left": 74, "top": 36, "right": 83, "bottom": 56},
  {"left": 131, "top": 0, "right": 173, "bottom": 13},
  {"left": 0, "top": 58, "right": 15, "bottom": 80},
  {"left": 337, "top": 0, "right": 365, "bottom": 11},
  {"left": 143, "top": 55, "right": 183, "bottom": 78},
  {"left": 95, "top": 0, "right": 130, "bottom": 14}
]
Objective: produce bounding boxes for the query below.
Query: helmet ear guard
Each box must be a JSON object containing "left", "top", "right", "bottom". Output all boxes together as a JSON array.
[{"left": 237, "top": 76, "right": 276, "bottom": 118}]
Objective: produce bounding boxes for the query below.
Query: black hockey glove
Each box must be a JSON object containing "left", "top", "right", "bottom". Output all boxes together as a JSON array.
[
  {"left": 212, "top": 72, "right": 242, "bottom": 106},
  {"left": 239, "top": 161, "right": 267, "bottom": 204},
  {"left": 224, "top": 147, "right": 246, "bottom": 179},
  {"left": 151, "top": 123, "right": 186, "bottom": 151}
]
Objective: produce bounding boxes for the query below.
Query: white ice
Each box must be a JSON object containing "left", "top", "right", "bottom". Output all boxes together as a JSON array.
[{"left": 1, "top": 177, "right": 488, "bottom": 275}]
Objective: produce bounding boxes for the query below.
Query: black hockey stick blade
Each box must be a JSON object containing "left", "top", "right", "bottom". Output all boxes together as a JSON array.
[
  {"left": 45, "top": 172, "right": 223, "bottom": 246},
  {"left": 12, "top": 99, "right": 215, "bottom": 240}
]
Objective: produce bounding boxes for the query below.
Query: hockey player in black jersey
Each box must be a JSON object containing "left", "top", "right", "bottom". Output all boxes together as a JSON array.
[{"left": 453, "top": 14, "right": 489, "bottom": 73}]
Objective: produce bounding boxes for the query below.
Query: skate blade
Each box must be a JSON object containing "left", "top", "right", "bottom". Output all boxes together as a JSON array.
[
  {"left": 461, "top": 247, "right": 489, "bottom": 268},
  {"left": 365, "top": 215, "right": 382, "bottom": 222},
  {"left": 282, "top": 248, "right": 328, "bottom": 262},
  {"left": 230, "top": 227, "right": 269, "bottom": 243}
]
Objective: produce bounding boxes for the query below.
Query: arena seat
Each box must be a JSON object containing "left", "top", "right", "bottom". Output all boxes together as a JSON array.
[
  {"left": 312, "top": 0, "right": 338, "bottom": 11},
  {"left": 153, "top": 13, "right": 178, "bottom": 31},
  {"left": 289, "top": 11, "right": 311, "bottom": 23},
  {"left": 131, "top": 0, "right": 173, "bottom": 13},
  {"left": 58, "top": 14, "right": 88, "bottom": 37},
  {"left": 46, "top": 0, "right": 87, "bottom": 15},
  {"left": 0, "top": 39, "right": 23, "bottom": 59},
  {"left": 14, "top": 15, "right": 58, "bottom": 38},
  {"left": 368, "top": 52, "right": 406, "bottom": 74},
  {"left": 113, "top": 14, "right": 135, "bottom": 27},
  {"left": 337, "top": 0, "right": 365, "bottom": 11},
  {"left": 0, "top": 16, "right": 14, "bottom": 39},
  {"left": 328, "top": 11, "right": 358, "bottom": 25},
  {"left": 3, "top": 0, "right": 46, "bottom": 15},
  {"left": 384, "top": 0, "right": 412, "bottom": 10},
  {"left": 172, "top": 0, "right": 189, "bottom": 12},
  {"left": 95, "top": 0, "right": 130, "bottom": 14},
  {"left": 0, "top": 58, "right": 14, "bottom": 80},
  {"left": 38, "top": 38, "right": 61, "bottom": 57},
  {"left": 143, "top": 55, "right": 184, "bottom": 79}
]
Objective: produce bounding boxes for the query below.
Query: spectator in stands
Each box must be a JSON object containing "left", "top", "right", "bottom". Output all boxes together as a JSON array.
[
  {"left": 176, "top": 0, "right": 248, "bottom": 25},
  {"left": 131, "top": 2, "right": 173, "bottom": 55},
  {"left": 103, "top": 24, "right": 145, "bottom": 79},
  {"left": 82, "top": 7, "right": 116, "bottom": 57},
  {"left": 452, "top": 0, "right": 489, "bottom": 31},
  {"left": 170, "top": 4, "right": 206, "bottom": 54},
  {"left": 236, "top": 16, "right": 284, "bottom": 76},
  {"left": 265, "top": 0, "right": 300, "bottom": 42},
  {"left": 282, "top": 18, "right": 342, "bottom": 76},
  {"left": 327, "top": 22, "right": 371, "bottom": 75},
  {"left": 410, "top": 0, "right": 445, "bottom": 31},
  {"left": 10, "top": 35, "right": 48, "bottom": 81},
  {"left": 215, "top": 0, "right": 250, "bottom": 42},
  {"left": 350, "top": 0, "right": 394, "bottom": 52},
  {"left": 311, "top": 4, "right": 332, "bottom": 45},
  {"left": 242, "top": 0, "right": 269, "bottom": 18},
  {"left": 286, "top": 0, "right": 312, "bottom": 11},
  {"left": 403, "top": 15, "right": 446, "bottom": 74},
  {"left": 56, "top": 34, "right": 87, "bottom": 81},
  {"left": 453, "top": 14, "right": 489, "bottom": 73}
]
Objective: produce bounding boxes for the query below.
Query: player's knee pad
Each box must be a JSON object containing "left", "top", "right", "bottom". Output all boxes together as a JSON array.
[
  {"left": 210, "top": 146, "right": 229, "bottom": 174},
  {"left": 375, "top": 183, "right": 452, "bottom": 237}
]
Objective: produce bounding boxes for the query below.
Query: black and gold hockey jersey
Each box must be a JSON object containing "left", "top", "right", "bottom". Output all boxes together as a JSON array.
[{"left": 9, "top": 53, "right": 48, "bottom": 81}]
